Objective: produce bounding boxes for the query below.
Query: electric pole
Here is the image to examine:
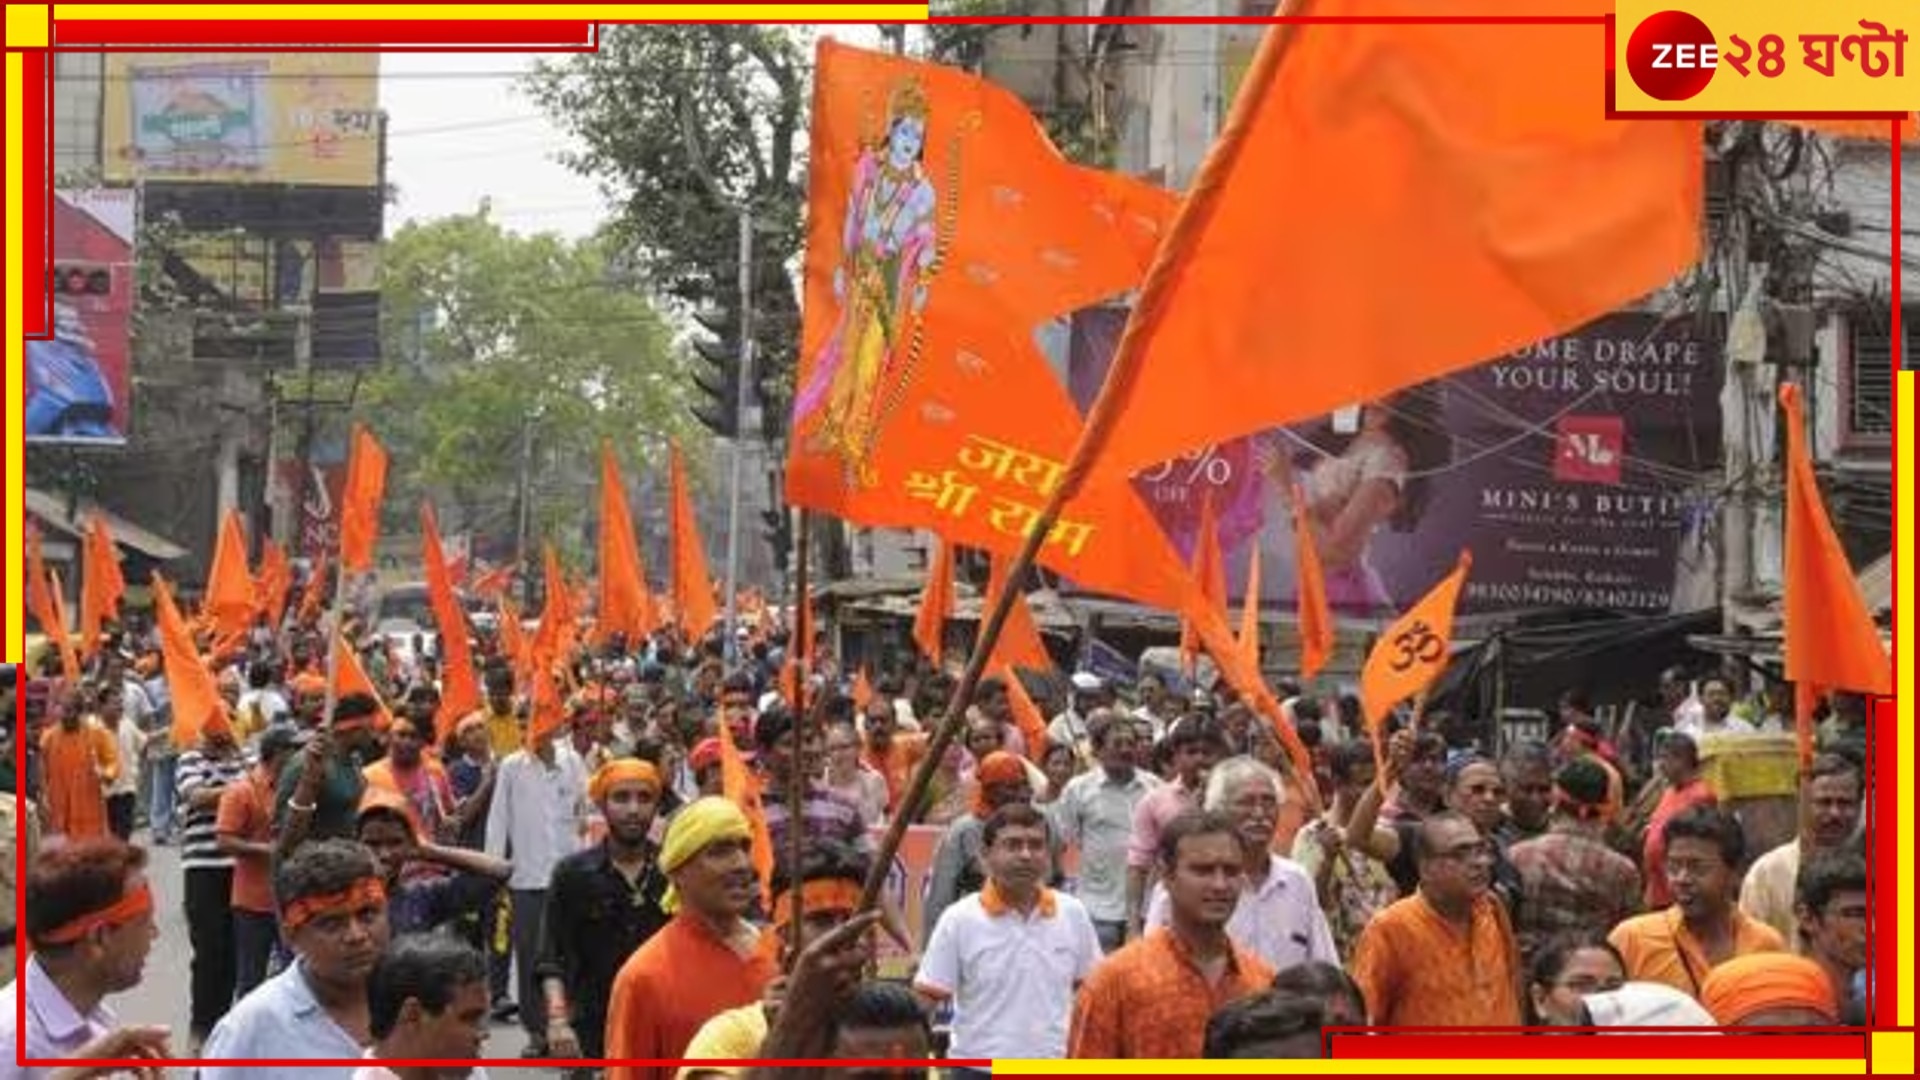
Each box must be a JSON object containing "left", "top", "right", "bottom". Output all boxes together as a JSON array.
[{"left": 721, "top": 208, "right": 755, "bottom": 657}]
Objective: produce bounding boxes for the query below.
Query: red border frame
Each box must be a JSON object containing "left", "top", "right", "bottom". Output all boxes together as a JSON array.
[{"left": 9, "top": 7, "right": 1908, "bottom": 1073}]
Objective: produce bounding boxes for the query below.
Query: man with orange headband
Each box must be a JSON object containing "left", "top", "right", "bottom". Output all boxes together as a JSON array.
[
  {"left": 278, "top": 692, "right": 384, "bottom": 855},
  {"left": 604, "top": 796, "right": 778, "bottom": 1080},
  {"left": 538, "top": 758, "right": 672, "bottom": 1074},
  {"left": 203, "top": 840, "right": 392, "bottom": 1077},
  {"left": 1508, "top": 759, "right": 1642, "bottom": 964},
  {"left": 0, "top": 838, "right": 166, "bottom": 1067},
  {"left": 923, "top": 750, "right": 1064, "bottom": 940},
  {"left": 679, "top": 842, "right": 876, "bottom": 1080},
  {"left": 1700, "top": 952, "right": 1841, "bottom": 1026}
]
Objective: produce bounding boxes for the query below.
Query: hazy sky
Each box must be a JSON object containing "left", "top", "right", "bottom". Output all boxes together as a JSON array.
[{"left": 382, "top": 26, "right": 886, "bottom": 240}]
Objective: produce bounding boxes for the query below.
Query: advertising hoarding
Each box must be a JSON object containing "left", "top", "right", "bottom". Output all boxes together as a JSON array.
[{"left": 30, "top": 189, "right": 137, "bottom": 445}]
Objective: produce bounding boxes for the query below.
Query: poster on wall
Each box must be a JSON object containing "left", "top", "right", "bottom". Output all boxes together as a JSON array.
[
  {"left": 1066, "top": 309, "right": 1725, "bottom": 616},
  {"left": 30, "top": 189, "right": 137, "bottom": 445}
]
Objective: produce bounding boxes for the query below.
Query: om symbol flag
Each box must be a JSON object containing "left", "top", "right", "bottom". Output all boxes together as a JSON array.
[{"left": 1359, "top": 551, "right": 1473, "bottom": 732}]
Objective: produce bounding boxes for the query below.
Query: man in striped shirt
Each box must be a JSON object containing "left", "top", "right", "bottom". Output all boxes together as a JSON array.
[{"left": 176, "top": 707, "right": 253, "bottom": 1049}]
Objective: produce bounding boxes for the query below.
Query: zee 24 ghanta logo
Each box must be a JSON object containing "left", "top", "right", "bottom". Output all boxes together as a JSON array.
[{"left": 1625, "top": 9, "right": 1907, "bottom": 101}]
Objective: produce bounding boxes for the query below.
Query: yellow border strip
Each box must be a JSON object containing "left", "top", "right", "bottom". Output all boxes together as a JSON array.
[
  {"left": 5, "top": 49, "right": 23, "bottom": 666},
  {"left": 53, "top": 5, "right": 929, "bottom": 23}
]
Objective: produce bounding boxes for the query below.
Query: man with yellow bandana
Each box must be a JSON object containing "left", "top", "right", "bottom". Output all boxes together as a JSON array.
[
  {"left": 678, "top": 841, "right": 875, "bottom": 1080},
  {"left": 605, "top": 797, "right": 778, "bottom": 1080}
]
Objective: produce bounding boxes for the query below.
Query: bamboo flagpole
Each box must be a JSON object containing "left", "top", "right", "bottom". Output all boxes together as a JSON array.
[{"left": 784, "top": 509, "right": 811, "bottom": 968}]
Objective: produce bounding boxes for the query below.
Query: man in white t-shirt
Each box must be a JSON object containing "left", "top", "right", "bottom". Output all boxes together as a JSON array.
[{"left": 915, "top": 803, "right": 1102, "bottom": 1065}]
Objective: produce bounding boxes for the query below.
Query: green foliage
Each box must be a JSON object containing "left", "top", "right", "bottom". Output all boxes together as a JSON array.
[{"left": 349, "top": 210, "right": 685, "bottom": 563}]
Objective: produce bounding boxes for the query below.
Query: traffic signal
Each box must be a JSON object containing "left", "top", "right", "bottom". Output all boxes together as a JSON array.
[
  {"left": 762, "top": 507, "right": 792, "bottom": 575},
  {"left": 49, "top": 263, "right": 114, "bottom": 298},
  {"left": 690, "top": 305, "right": 742, "bottom": 439}
]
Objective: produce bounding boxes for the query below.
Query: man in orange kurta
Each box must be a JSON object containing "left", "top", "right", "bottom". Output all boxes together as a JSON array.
[
  {"left": 1350, "top": 811, "right": 1523, "bottom": 1027},
  {"left": 604, "top": 796, "right": 777, "bottom": 1080},
  {"left": 39, "top": 689, "right": 120, "bottom": 840}
]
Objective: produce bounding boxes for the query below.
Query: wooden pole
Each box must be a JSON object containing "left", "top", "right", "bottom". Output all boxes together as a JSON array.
[{"left": 784, "top": 509, "right": 810, "bottom": 969}]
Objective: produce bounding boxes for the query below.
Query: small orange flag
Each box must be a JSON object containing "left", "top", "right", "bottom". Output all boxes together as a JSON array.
[
  {"left": 716, "top": 698, "right": 776, "bottom": 908},
  {"left": 527, "top": 545, "right": 575, "bottom": 685},
  {"left": 1236, "top": 537, "right": 1262, "bottom": 672},
  {"left": 298, "top": 554, "right": 330, "bottom": 625},
  {"left": 79, "top": 514, "right": 126, "bottom": 659},
  {"left": 339, "top": 424, "right": 390, "bottom": 574},
  {"left": 471, "top": 561, "right": 516, "bottom": 601},
  {"left": 1178, "top": 492, "right": 1228, "bottom": 677},
  {"left": 331, "top": 632, "right": 395, "bottom": 731},
  {"left": 1058, "top": 0, "right": 1701, "bottom": 493},
  {"left": 1779, "top": 384, "right": 1890, "bottom": 766},
  {"left": 25, "top": 527, "right": 77, "bottom": 682},
  {"left": 205, "top": 509, "right": 257, "bottom": 641},
  {"left": 152, "top": 572, "right": 228, "bottom": 749},
  {"left": 851, "top": 667, "right": 876, "bottom": 714},
  {"left": 594, "top": 442, "right": 657, "bottom": 648},
  {"left": 1359, "top": 552, "right": 1472, "bottom": 772},
  {"left": 43, "top": 567, "right": 82, "bottom": 685},
  {"left": 1182, "top": 582, "right": 1319, "bottom": 814},
  {"left": 913, "top": 539, "right": 955, "bottom": 665},
  {"left": 979, "top": 554, "right": 1051, "bottom": 673},
  {"left": 669, "top": 442, "right": 720, "bottom": 640},
  {"left": 1293, "top": 485, "right": 1335, "bottom": 682},
  {"left": 1000, "top": 665, "right": 1051, "bottom": 763},
  {"left": 254, "top": 537, "right": 294, "bottom": 631},
  {"left": 523, "top": 658, "right": 567, "bottom": 750},
  {"left": 780, "top": 584, "right": 816, "bottom": 709},
  {"left": 422, "top": 504, "right": 482, "bottom": 743},
  {"left": 497, "top": 598, "right": 528, "bottom": 681}
]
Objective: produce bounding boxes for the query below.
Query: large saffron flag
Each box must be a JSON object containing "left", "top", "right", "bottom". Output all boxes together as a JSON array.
[
  {"left": 422, "top": 504, "right": 481, "bottom": 743},
  {"left": 786, "top": 38, "right": 1196, "bottom": 612},
  {"left": 339, "top": 424, "right": 390, "bottom": 574},
  {"left": 669, "top": 442, "right": 720, "bottom": 639},
  {"left": 1060, "top": 1, "right": 1702, "bottom": 492},
  {"left": 1293, "top": 485, "right": 1335, "bottom": 681},
  {"left": 594, "top": 442, "right": 657, "bottom": 647},
  {"left": 205, "top": 509, "right": 256, "bottom": 640},
  {"left": 152, "top": 573, "right": 229, "bottom": 748},
  {"left": 1778, "top": 384, "right": 1890, "bottom": 763},
  {"left": 913, "top": 538, "right": 956, "bottom": 664}
]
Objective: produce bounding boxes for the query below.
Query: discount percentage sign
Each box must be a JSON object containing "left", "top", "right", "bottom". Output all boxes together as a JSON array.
[{"left": 1181, "top": 445, "right": 1233, "bottom": 486}]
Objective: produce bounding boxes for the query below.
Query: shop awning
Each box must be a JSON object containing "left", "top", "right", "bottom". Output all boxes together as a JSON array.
[{"left": 25, "top": 488, "right": 188, "bottom": 561}]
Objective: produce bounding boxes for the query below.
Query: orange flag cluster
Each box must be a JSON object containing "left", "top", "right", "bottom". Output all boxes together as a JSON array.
[
  {"left": 253, "top": 538, "right": 294, "bottom": 632},
  {"left": 1778, "top": 384, "right": 1890, "bottom": 765}
]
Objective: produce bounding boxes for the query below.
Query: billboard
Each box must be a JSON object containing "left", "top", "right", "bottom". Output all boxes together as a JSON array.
[
  {"left": 30, "top": 189, "right": 137, "bottom": 445},
  {"left": 102, "top": 53, "right": 381, "bottom": 188},
  {"left": 1067, "top": 310, "right": 1725, "bottom": 616}
]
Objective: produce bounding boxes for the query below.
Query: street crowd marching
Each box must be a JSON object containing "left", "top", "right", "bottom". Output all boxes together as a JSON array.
[
  {"left": 0, "top": 557, "right": 1880, "bottom": 1079},
  {"left": 5, "top": 12, "right": 1903, "bottom": 1080}
]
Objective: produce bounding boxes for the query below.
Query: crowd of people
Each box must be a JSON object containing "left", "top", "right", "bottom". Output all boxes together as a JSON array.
[{"left": 0, "top": 594, "right": 1878, "bottom": 1077}]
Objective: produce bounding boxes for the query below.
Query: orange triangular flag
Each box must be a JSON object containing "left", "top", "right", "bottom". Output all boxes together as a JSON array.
[
  {"left": 851, "top": 667, "right": 876, "bottom": 713},
  {"left": 1181, "top": 581, "right": 1319, "bottom": 814},
  {"left": 79, "top": 514, "right": 126, "bottom": 659},
  {"left": 1001, "top": 665, "right": 1051, "bottom": 763},
  {"left": 593, "top": 442, "right": 657, "bottom": 647},
  {"left": 1179, "top": 492, "right": 1228, "bottom": 676},
  {"left": 716, "top": 700, "right": 776, "bottom": 908},
  {"left": 1236, "top": 537, "right": 1262, "bottom": 671},
  {"left": 913, "top": 539, "right": 955, "bottom": 664},
  {"left": 298, "top": 554, "right": 330, "bottom": 625},
  {"left": 497, "top": 597, "right": 528, "bottom": 681},
  {"left": 254, "top": 537, "right": 294, "bottom": 631},
  {"left": 205, "top": 509, "right": 256, "bottom": 641},
  {"left": 1059, "top": 0, "right": 1701, "bottom": 493},
  {"left": 1779, "top": 383, "right": 1890, "bottom": 765},
  {"left": 669, "top": 442, "right": 720, "bottom": 640},
  {"left": 331, "top": 632, "right": 395, "bottom": 731},
  {"left": 786, "top": 39, "right": 1194, "bottom": 614},
  {"left": 978, "top": 554, "right": 1051, "bottom": 673},
  {"left": 780, "top": 584, "right": 816, "bottom": 709},
  {"left": 531, "top": 544, "right": 577, "bottom": 666},
  {"left": 471, "top": 561, "right": 516, "bottom": 601},
  {"left": 1292, "top": 485, "right": 1335, "bottom": 682},
  {"left": 339, "top": 424, "right": 390, "bottom": 573},
  {"left": 25, "top": 527, "right": 77, "bottom": 682},
  {"left": 422, "top": 504, "right": 482, "bottom": 743},
  {"left": 152, "top": 572, "right": 229, "bottom": 749},
  {"left": 41, "top": 564, "right": 82, "bottom": 685},
  {"left": 1359, "top": 552, "right": 1472, "bottom": 771},
  {"left": 523, "top": 657, "right": 567, "bottom": 750}
]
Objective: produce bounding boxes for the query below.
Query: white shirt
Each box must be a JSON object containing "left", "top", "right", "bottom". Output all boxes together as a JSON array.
[
  {"left": 1675, "top": 713, "right": 1757, "bottom": 739},
  {"left": 485, "top": 747, "right": 589, "bottom": 890},
  {"left": 107, "top": 719, "right": 145, "bottom": 797},
  {"left": 1050, "top": 768, "right": 1162, "bottom": 922},
  {"left": 1145, "top": 853, "right": 1339, "bottom": 972},
  {"left": 202, "top": 960, "right": 366, "bottom": 1080},
  {"left": 915, "top": 888, "right": 1102, "bottom": 1060},
  {"left": 236, "top": 688, "right": 290, "bottom": 730}
]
